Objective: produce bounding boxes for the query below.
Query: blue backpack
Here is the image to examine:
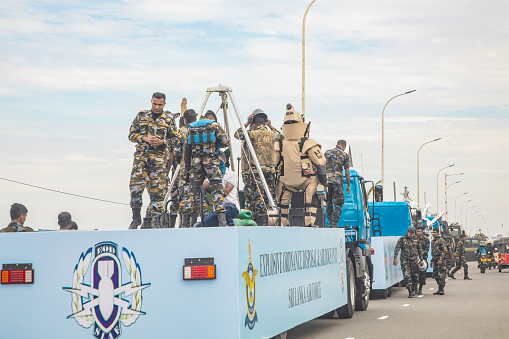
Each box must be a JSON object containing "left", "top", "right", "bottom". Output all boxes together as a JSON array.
[{"left": 187, "top": 119, "right": 218, "bottom": 152}]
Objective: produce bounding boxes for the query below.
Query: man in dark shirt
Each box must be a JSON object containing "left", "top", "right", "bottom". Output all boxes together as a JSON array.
[{"left": 1, "top": 203, "right": 33, "bottom": 232}]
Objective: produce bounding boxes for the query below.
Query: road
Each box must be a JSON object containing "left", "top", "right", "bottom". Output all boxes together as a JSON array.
[{"left": 288, "top": 263, "right": 509, "bottom": 339}]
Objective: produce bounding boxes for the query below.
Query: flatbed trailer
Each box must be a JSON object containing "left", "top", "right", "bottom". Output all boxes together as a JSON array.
[{"left": 0, "top": 227, "right": 347, "bottom": 339}]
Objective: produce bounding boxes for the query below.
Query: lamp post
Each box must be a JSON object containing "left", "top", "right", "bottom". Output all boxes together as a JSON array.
[
  {"left": 465, "top": 205, "right": 476, "bottom": 235},
  {"left": 454, "top": 192, "right": 468, "bottom": 222},
  {"left": 460, "top": 200, "right": 471, "bottom": 227},
  {"left": 302, "top": 0, "right": 317, "bottom": 118},
  {"left": 417, "top": 138, "right": 442, "bottom": 208},
  {"left": 436, "top": 164, "right": 454, "bottom": 213},
  {"left": 444, "top": 172, "right": 463, "bottom": 221},
  {"left": 381, "top": 90, "right": 416, "bottom": 191}
]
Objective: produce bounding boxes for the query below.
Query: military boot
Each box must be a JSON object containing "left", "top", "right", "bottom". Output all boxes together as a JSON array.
[
  {"left": 438, "top": 286, "right": 445, "bottom": 295},
  {"left": 190, "top": 215, "right": 198, "bottom": 227},
  {"left": 408, "top": 288, "right": 414, "bottom": 298},
  {"left": 152, "top": 216, "right": 162, "bottom": 229},
  {"left": 129, "top": 208, "right": 142, "bottom": 229},
  {"left": 181, "top": 214, "right": 190, "bottom": 228},
  {"left": 464, "top": 276, "right": 472, "bottom": 280},
  {"left": 169, "top": 214, "right": 177, "bottom": 228},
  {"left": 256, "top": 215, "right": 268, "bottom": 226},
  {"left": 140, "top": 218, "right": 152, "bottom": 229},
  {"left": 217, "top": 212, "right": 228, "bottom": 227},
  {"left": 417, "top": 285, "right": 423, "bottom": 295},
  {"left": 448, "top": 273, "right": 456, "bottom": 279}
]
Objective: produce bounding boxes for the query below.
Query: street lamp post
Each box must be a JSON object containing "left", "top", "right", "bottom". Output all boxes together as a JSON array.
[
  {"left": 436, "top": 164, "right": 454, "bottom": 213},
  {"left": 454, "top": 192, "right": 468, "bottom": 222},
  {"left": 460, "top": 200, "right": 471, "bottom": 227},
  {"left": 465, "top": 205, "right": 476, "bottom": 235},
  {"left": 444, "top": 172, "right": 463, "bottom": 222},
  {"left": 417, "top": 138, "right": 442, "bottom": 208},
  {"left": 381, "top": 90, "right": 416, "bottom": 191},
  {"left": 302, "top": 0, "right": 317, "bottom": 118}
]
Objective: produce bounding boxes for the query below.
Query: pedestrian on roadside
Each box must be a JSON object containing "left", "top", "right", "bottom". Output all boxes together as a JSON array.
[
  {"left": 1, "top": 203, "right": 33, "bottom": 232},
  {"left": 449, "top": 233, "right": 472, "bottom": 280},
  {"left": 393, "top": 226, "right": 424, "bottom": 298},
  {"left": 431, "top": 228, "right": 447, "bottom": 295},
  {"left": 415, "top": 226, "right": 430, "bottom": 295}
]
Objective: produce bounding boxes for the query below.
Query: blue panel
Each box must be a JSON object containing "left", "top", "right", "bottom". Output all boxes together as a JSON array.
[
  {"left": 369, "top": 201, "right": 412, "bottom": 237},
  {"left": 371, "top": 236, "right": 403, "bottom": 290}
]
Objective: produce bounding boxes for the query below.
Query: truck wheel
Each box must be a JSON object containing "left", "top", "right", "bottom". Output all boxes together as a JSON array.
[
  {"left": 355, "top": 272, "right": 371, "bottom": 311},
  {"left": 337, "top": 258, "right": 355, "bottom": 319},
  {"left": 387, "top": 287, "right": 392, "bottom": 297}
]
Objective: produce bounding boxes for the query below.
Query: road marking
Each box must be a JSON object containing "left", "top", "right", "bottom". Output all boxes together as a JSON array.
[
  {"left": 429, "top": 288, "right": 434, "bottom": 290},
  {"left": 378, "top": 316, "right": 389, "bottom": 320},
  {"left": 418, "top": 295, "right": 424, "bottom": 298},
  {"left": 402, "top": 304, "right": 410, "bottom": 307}
]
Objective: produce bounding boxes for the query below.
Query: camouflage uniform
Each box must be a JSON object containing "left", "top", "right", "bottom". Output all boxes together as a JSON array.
[
  {"left": 184, "top": 119, "right": 230, "bottom": 214},
  {"left": 431, "top": 236, "right": 447, "bottom": 289},
  {"left": 234, "top": 125, "right": 282, "bottom": 220},
  {"left": 443, "top": 233, "right": 455, "bottom": 273},
  {"left": 450, "top": 239, "right": 469, "bottom": 278},
  {"left": 0, "top": 222, "right": 33, "bottom": 232},
  {"left": 324, "top": 146, "right": 350, "bottom": 227},
  {"left": 416, "top": 234, "right": 430, "bottom": 286},
  {"left": 394, "top": 235, "right": 423, "bottom": 292},
  {"left": 129, "top": 110, "right": 179, "bottom": 219}
]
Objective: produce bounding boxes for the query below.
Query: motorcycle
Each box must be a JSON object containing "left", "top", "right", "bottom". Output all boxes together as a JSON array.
[{"left": 479, "top": 254, "right": 488, "bottom": 273}]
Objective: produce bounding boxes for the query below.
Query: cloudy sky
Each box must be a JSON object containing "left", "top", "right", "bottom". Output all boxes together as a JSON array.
[{"left": 1, "top": 0, "right": 507, "bottom": 236}]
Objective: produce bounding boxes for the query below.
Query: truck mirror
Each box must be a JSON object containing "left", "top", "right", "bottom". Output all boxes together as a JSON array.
[{"left": 374, "top": 185, "right": 383, "bottom": 202}]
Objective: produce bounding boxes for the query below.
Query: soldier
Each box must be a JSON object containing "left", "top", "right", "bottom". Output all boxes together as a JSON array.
[
  {"left": 166, "top": 116, "right": 187, "bottom": 228},
  {"left": 184, "top": 109, "right": 230, "bottom": 226},
  {"left": 393, "top": 226, "right": 424, "bottom": 298},
  {"left": 274, "top": 104, "right": 327, "bottom": 227},
  {"left": 442, "top": 231, "right": 455, "bottom": 275},
  {"left": 128, "top": 92, "right": 179, "bottom": 229},
  {"left": 324, "top": 139, "right": 351, "bottom": 227},
  {"left": 431, "top": 228, "right": 447, "bottom": 295},
  {"left": 1, "top": 203, "right": 33, "bottom": 232},
  {"left": 234, "top": 109, "right": 283, "bottom": 225},
  {"left": 415, "top": 226, "right": 430, "bottom": 295},
  {"left": 449, "top": 233, "right": 472, "bottom": 280}
]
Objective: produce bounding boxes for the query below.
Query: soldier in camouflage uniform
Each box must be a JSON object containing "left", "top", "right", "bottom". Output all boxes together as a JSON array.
[
  {"left": 393, "top": 226, "right": 424, "bottom": 298},
  {"left": 415, "top": 226, "right": 430, "bottom": 295},
  {"left": 128, "top": 92, "right": 179, "bottom": 229},
  {"left": 442, "top": 231, "right": 455, "bottom": 275},
  {"left": 166, "top": 117, "right": 186, "bottom": 228},
  {"left": 234, "top": 109, "right": 283, "bottom": 226},
  {"left": 324, "top": 140, "right": 351, "bottom": 227},
  {"left": 1, "top": 203, "right": 33, "bottom": 233},
  {"left": 431, "top": 228, "right": 447, "bottom": 295},
  {"left": 449, "top": 233, "right": 472, "bottom": 280},
  {"left": 184, "top": 109, "right": 230, "bottom": 226}
]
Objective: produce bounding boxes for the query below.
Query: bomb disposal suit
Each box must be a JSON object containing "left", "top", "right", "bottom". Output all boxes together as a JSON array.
[
  {"left": 129, "top": 109, "right": 179, "bottom": 225},
  {"left": 274, "top": 104, "right": 327, "bottom": 227},
  {"left": 184, "top": 117, "right": 230, "bottom": 226}
]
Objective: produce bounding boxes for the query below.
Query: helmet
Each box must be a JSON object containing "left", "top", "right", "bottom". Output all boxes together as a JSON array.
[
  {"left": 251, "top": 108, "right": 268, "bottom": 122},
  {"left": 480, "top": 242, "right": 486, "bottom": 247},
  {"left": 418, "top": 260, "right": 427, "bottom": 272},
  {"left": 283, "top": 103, "right": 304, "bottom": 124}
]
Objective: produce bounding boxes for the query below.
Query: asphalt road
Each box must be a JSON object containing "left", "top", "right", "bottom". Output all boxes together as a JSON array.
[{"left": 287, "top": 263, "right": 509, "bottom": 339}]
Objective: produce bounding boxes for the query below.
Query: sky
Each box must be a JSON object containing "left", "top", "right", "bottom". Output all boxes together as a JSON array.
[{"left": 0, "top": 0, "right": 507, "bottom": 237}]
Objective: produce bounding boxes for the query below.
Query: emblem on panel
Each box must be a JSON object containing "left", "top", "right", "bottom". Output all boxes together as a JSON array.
[
  {"left": 64, "top": 242, "right": 150, "bottom": 339},
  {"left": 241, "top": 240, "right": 258, "bottom": 330}
]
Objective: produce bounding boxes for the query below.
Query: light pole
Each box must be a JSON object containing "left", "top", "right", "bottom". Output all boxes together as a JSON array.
[
  {"left": 444, "top": 172, "right": 463, "bottom": 221},
  {"left": 302, "top": 0, "right": 317, "bottom": 118},
  {"left": 417, "top": 138, "right": 442, "bottom": 208},
  {"left": 381, "top": 90, "right": 416, "bottom": 191},
  {"left": 460, "top": 200, "right": 471, "bottom": 227},
  {"left": 454, "top": 192, "right": 468, "bottom": 222},
  {"left": 436, "top": 164, "right": 454, "bottom": 213},
  {"left": 465, "top": 205, "right": 476, "bottom": 235}
]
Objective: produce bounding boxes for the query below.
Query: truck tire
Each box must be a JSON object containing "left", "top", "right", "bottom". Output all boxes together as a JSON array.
[
  {"left": 355, "top": 272, "right": 371, "bottom": 311},
  {"left": 387, "top": 287, "right": 392, "bottom": 297},
  {"left": 337, "top": 258, "right": 355, "bottom": 319}
]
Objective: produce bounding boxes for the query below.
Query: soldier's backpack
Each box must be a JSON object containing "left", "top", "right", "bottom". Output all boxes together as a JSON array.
[{"left": 187, "top": 119, "right": 216, "bottom": 150}]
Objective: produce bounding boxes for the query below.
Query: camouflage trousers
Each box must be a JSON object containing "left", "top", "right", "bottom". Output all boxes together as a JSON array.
[
  {"left": 242, "top": 169, "right": 276, "bottom": 218},
  {"left": 432, "top": 261, "right": 447, "bottom": 287},
  {"left": 450, "top": 258, "right": 468, "bottom": 277},
  {"left": 445, "top": 253, "right": 454, "bottom": 272},
  {"left": 326, "top": 182, "right": 345, "bottom": 227},
  {"left": 130, "top": 152, "right": 168, "bottom": 217},
  {"left": 188, "top": 154, "right": 225, "bottom": 213},
  {"left": 400, "top": 259, "right": 420, "bottom": 290}
]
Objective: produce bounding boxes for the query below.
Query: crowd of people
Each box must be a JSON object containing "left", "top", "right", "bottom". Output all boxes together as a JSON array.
[
  {"left": 127, "top": 92, "right": 351, "bottom": 229},
  {"left": 394, "top": 224, "right": 471, "bottom": 298}
]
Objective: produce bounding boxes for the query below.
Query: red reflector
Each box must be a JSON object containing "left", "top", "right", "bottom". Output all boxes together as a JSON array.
[
  {"left": 1, "top": 264, "right": 34, "bottom": 284},
  {"left": 183, "top": 258, "right": 216, "bottom": 280}
]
